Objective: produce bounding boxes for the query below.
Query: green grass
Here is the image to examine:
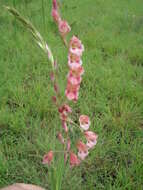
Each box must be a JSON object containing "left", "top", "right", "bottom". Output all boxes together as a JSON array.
[{"left": 0, "top": 0, "right": 143, "bottom": 189}]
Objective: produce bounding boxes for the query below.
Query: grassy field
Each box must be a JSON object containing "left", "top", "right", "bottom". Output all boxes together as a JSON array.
[{"left": 0, "top": 0, "right": 143, "bottom": 189}]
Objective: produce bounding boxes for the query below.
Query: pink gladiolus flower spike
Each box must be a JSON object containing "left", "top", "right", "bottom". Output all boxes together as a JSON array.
[
  {"left": 42, "top": 151, "right": 53, "bottom": 165},
  {"left": 79, "top": 115, "right": 90, "bottom": 130}
]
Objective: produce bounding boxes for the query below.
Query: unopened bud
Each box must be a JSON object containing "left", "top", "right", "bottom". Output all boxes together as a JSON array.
[
  {"left": 57, "top": 132, "right": 64, "bottom": 144},
  {"left": 52, "top": 96, "right": 57, "bottom": 103},
  {"left": 50, "top": 72, "right": 55, "bottom": 82}
]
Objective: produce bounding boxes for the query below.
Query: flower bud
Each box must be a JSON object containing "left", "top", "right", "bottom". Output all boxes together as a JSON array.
[
  {"left": 57, "top": 133, "right": 65, "bottom": 144},
  {"left": 42, "top": 151, "right": 53, "bottom": 165}
]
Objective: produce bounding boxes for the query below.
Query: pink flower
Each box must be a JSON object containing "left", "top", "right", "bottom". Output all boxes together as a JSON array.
[
  {"left": 63, "top": 104, "right": 72, "bottom": 113},
  {"left": 79, "top": 115, "right": 90, "bottom": 130},
  {"left": 84, "top": 131, "right": 98, "bottom": 149},
  {"left": 58, "top": 104, "right": 72, "bottom": 121},
  {"left": 42, "top": 151, "right": 53, "bottom": 165},
  {"left": 66, "top": 81, "right": 80, "bottom": 92},
  {"left": 76, "top": 141, "right": 89, "bottom": 160},
  {"left": 69, "top": 36, "right": 84, "bottom": 56},
  {"left": 58, "top": 104, "right": 72, "bottom": 114},
  {"left": 58, "top": 20, "right": 71, "bottom": 36},
  {"left": 70, "top": 152, "right": 80, "bottom": 167},
  {"left": 84, "top": 131, "right": 98, "bottom": 141},
  {"left": 68, "top": 53, "right": 81, "bottom": 63},
  {"left": 69, "top": 36, "right": 83, "bottom": 49},
  {"left": 65, "top": 88, "right": 79, "bottom": 101}
]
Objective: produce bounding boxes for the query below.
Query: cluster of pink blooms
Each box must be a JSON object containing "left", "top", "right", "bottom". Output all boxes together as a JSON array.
[
  {"left": 65, "top": 36, "right": 84, "bottom": 102},
  {"left": 43, "top": 114, "right": 98, "bottom": 167},
  {"left": 70, "top": 115, "right": 98, "bottom": 166},
  {"left": 52, "top": 0, "right": 71, "bottom": 43},
  {"left": 42, "top": 0, "right": 98, "bottom": 168}
]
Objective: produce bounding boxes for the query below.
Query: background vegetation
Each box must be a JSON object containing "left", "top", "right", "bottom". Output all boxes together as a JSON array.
[{"left": 0, "top": 0, "right": 143, "bottom": 189}]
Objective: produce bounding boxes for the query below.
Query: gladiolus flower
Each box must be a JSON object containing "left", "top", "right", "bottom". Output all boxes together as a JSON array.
[
  {"left": 63, "top": 104, "right": 72, "bottom": 113},
  {"left": 66, "top": 81, "right": 80, "bottom": 92},
  {"left": 59, "top": 104, "right": 72, "bottom": 122},
  {"left": 58, "top": 104, "right": 72, "bottom": 114},
  {"left": 68, "top": 53, "right": 81, "bottom": 63},
  {"left": 79, "top": 115, "right": 90, "bottom": 130},
  {"left": 71, "top": 66, "right": 84, "bottom": 76},
  {"left": 67, "top": 72, "right": 82, "bottom": 85},
  {"left": 84, "top": 131, "right": 98, "bottom": 149},
  {"left": 77, "top": 141, "right": 89, "bottom": 160},
  {"left": 70, "top": 152, "right": 80, "bottom": 167},
  {"left": 58, "top": 20, "right": 71, "bottom": 37},
  {"left": 84, "top": 131, "right": 98, "bottom": 142},
  {"left": 68, "top": 59, "right": 83, "bottom": 70},
  {"left": 69, "top": 36, "right": 84, "bottom": 56},
  {"left": 65, "top": 88, "right": 79, "bottom": 101},
  {"left": 42, "top": 151, "right": 53, "bottom": 165}
]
